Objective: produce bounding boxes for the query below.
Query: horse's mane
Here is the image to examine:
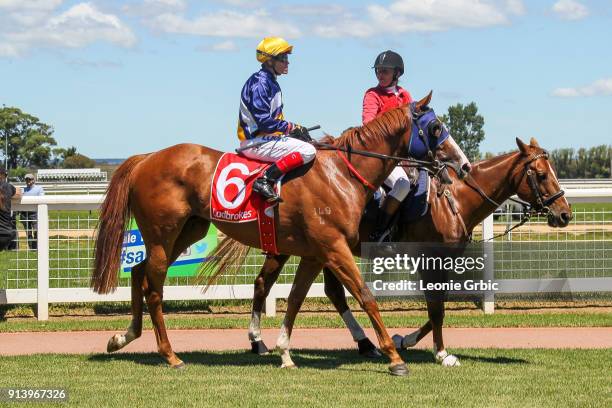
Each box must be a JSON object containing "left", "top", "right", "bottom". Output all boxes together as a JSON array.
[
  {"left": 326, "top": 106, "right": 409, "bottom": 150},
  {"left": 471, "top": 151, "right": 519, "bottom": 170}
]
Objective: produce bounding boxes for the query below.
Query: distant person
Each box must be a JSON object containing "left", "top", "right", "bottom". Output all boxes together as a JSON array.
[
  {"left": 19, "top": 173, "right": 44, "bottom": 250},
  {"left": 0, "top": 168, "right": 21, "bottom": 251}
]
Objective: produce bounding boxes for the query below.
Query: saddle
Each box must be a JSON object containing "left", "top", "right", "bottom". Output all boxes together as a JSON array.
[
  {"left": 210, "top": 153, "right": 280, "bottom": 254},
  {"left": 210, "top": 152, "right": 313, "bottom": 255},
  {"left": 363, "top": 168, "right": 431, "bottom": 238}
]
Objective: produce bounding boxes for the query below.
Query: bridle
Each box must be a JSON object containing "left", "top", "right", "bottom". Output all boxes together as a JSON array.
[
  {"left": 521, "top": 152, "right": 565, "bottom": 213},
  {"left": 463, "top": 150, "right": 565, "bottom": 242}
]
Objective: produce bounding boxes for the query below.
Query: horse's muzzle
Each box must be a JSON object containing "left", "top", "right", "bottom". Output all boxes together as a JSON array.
[{"left": 548, "top": 211, "right": 572, "bottom": 228}]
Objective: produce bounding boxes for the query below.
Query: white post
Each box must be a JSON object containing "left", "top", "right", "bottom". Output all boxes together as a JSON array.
[
  {"left": 265, "top": 294, "right": 276, "bottom": 317},
  {"left": 37, "top": 203, "right": 49, "bottom": 321},
  {"left": 482, "top": 214, "right": 495, "bottom": 314}
]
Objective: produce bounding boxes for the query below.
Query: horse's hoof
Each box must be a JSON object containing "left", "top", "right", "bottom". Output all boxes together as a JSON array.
[
  {"left": 388, "top": 363, "right": 409, "bottom": 376},
  {"left": 435, "top": 350, "right": 460, "bottom": 367},
  {"left": 440, "top": 355, "right": 461, "bottom": 367},
  {"left": 280, "top": 363, "right": 297, "bottom": 369},
  {"left": 106, "top": 335, "right": 121, "bottom": 353},
  {"left": 357, "top": 338, "right": 382, "bottom": 358},
  {"left": 251, "top": 340, "right": 270, "bottom": 356},
  {"left": 392, "top": 334, "right": 404, "bottom": 351},
  {"left": 171, "top": 361, "right": 186, "bottom": 370}
]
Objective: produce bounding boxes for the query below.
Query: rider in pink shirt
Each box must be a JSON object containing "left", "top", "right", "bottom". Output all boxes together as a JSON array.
[
  {"left": 363, "top": 51, "right": 412, "bottom": 124},
  {"left": 363, "top": 51, "right": 413, "bottom": 242}
]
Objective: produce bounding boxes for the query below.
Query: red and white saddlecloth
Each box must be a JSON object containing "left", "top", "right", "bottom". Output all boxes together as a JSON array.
[{"left": 210, "top": 153, "right": 279, "bottom": 254}]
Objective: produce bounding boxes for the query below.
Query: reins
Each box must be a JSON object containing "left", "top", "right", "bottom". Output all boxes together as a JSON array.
[{"left": 461, "top": 151, "right": 565, "bottom": 243}]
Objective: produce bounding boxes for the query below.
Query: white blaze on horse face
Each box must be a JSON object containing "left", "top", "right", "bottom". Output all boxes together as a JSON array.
[
  {"left": 248, "top": 311, "right": 263, "bottom": 342},
  {"left": 447, "top": 135, "right": 471, "bottom": 170},
  {"left": 341, "top": 310, "right": 367, "bottom": 342},
  {"left": 276, "top": 322, "right": 295, "bottom": 368}
]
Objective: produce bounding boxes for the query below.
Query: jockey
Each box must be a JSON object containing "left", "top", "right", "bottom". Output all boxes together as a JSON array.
[
  {"left": 237, "top": 37, "right": 316, "bottom": 203},
  {"left": 363, "top": 50, "right": 414, "bottom": 242}
]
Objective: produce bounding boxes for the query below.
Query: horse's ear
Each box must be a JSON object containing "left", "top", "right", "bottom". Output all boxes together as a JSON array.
[
  {"left": 516, "top": 137, "right": 529, "bottom": 155},
  {"left": 416, "top": 90, "right": 433, "bottom": 111},
  {"left": 529, "top": 137, "right": 540, "bottom": 147}
]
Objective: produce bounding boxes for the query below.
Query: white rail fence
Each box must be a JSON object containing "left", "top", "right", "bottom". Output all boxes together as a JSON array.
[
  {"left": 15, "top": 178, "right": 612, "bottom": 196},
  {"left": 1, "top": 190, "right": 611, "bottom": 320}
]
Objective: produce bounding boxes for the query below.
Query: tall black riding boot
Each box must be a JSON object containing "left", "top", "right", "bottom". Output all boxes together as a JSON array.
[
  {"left": 369, "top": 196, "right": 402, "bottom": 242},
  {"left": 253, "top": 164, "right": 284, "bottom": 203}
]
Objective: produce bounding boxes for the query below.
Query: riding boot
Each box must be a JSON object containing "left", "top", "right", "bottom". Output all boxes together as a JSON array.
[
  {"left": 253, "top": 164, "right": 284, "bottom": 203},
  {"left": 369, "top": 196, "right": 402, "bottom": 242}
]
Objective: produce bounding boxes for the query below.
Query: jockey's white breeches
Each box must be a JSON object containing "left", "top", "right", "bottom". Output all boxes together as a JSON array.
[
  {"left": 384, "top": 166, "right": 411, "bottom": 201},
  {"left": 240, "top": 136, "right": 316, "bottom": 163}
]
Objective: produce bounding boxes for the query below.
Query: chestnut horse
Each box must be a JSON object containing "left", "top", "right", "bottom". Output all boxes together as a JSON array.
[
  {"left": 221, "top": 137, "right": 572, "bottom": 367},
  {"left": 91, "top": 93, "right": 467, "bottom": 375}
]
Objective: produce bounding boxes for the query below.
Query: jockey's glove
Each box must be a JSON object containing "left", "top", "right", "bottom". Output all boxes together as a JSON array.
[{"left": 288, "top": 124, "right": 312, "bottom": 142}]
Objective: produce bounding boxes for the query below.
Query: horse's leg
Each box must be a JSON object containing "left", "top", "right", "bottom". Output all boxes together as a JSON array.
[
  {"left": 322, "top": 267, "right": 381, "bottom": 358},
  {"left": 394, "top": 320, "right": 433, "bottom": 350},
  {"left": 428, "top": 300, "right": 459, "bottom": 366},
  {"left": 146, "top": 218, "right": 211, "bottom": 367},
  {"left": 139, "top": 243, "right": 186, "bottom": 367},
  {"left": 323, "top": 242, "right": 408, "bottom": 376},
  {"left": 250, "top": 254, "right": 290, "bottom": 355},
  {"left": 275, "top": 257, "right": 323, "bottom": 369},
  {"left": 106, "top": 218, "right": 211, "bottom": 355},
  {"left": 106, "top": 260, "right": 146, "bottom": 352}
]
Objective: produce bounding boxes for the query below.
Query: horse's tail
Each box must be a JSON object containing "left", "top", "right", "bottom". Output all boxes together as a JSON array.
[
  {"left": 91, "top": 154, "right": 148, "bottom": 294},
  {"left": 197, "top": 236, "right": 252, "bottom": 292}
]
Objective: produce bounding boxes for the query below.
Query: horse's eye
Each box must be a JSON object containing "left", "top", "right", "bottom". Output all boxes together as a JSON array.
[{"left": 537, "top": 172, "right": 547, "bottom": 180}]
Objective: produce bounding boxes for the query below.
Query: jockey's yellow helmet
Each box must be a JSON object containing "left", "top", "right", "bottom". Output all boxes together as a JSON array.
[{"left": 256, "top": 37, "right": 293, "bottom": 63}]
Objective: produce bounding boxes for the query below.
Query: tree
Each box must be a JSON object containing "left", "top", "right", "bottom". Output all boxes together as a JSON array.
[
  {"left": 440, "top": 102, "right": 485, "bottom": 161},
  {"left": 62, "top": 153, "right": 96, "bottom": 169},
  {"left": 0, "top": 106, "right": 57, "bottom": 169},
  {"left": 550, "top": 145, "right": 611, "bottom": 178},
  {"left": 51, "top": 146, "right": 78, "bottom": 167}
]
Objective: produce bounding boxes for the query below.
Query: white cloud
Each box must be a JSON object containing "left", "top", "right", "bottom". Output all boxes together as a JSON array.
[
  {"left": 505, "top": 0, "right": 525, "bottom": 15},
  {"left": 150, "top": 9, "right": 301, "bottom": 38},
  {"left": 211, "top": 40, "right": 238, "bottom": 51},
  {"left": 552, "top": 0, "right": 589, "bottom": 20},
  {"left": 0, "top": 0, "right": 63, "bottom": 11},
  {"left": 198, "top": 40, "right": 239, "bottom": 52},
  {"left": 0, "top": 2, "right": 137, "bottom": 57},
  {"left": 314, "top": 0, "right": 514, "bottom": 37},
  {"left": 281, "top": 4, "right": 345, "bottom": 16},
  {"left": 122, "top": 0, "right": 186, "bottom": 18},
  {"left": 214, "top": 0, "right": 263, "bottom": 6},
  {"left": 0, "top": 0, "right": 63, "bottom": 27},
  {"left": 552, "top": 78, "right": 612, "bottom": 97}
]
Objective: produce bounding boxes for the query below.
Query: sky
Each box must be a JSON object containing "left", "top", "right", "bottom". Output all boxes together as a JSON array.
[{"left": 0, "top": 0, "right": 611, "bottom": 159}]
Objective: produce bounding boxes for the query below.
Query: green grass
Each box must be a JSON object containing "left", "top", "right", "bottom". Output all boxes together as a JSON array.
[
  {"left": 570, "top": 203, "right": 612, "bottom": 221},
  {"left": 0, "top": 349, "right": 608, "bottom": 407},
  {"left": 1, "top": 311, "right": 610, "bottom": 333}
]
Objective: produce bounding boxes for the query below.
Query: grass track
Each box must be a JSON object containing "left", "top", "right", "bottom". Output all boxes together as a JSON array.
[
  {"left": 0, "top": 349, "right": 609, "bottom": 407},
  {"left": 1, "top": 311, "right": 610, "bottom": 333}
]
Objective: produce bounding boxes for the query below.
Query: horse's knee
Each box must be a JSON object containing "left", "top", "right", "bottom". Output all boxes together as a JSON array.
[{"left": 253, "top": 275, "right": 266, "bottom": 296}]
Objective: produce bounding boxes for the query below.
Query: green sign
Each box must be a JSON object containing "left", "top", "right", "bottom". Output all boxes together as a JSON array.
[{"left": 119, "top": 219, "right": 217, "bottom": 278}]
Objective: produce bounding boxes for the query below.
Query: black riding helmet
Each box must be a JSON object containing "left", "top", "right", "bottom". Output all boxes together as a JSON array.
[{"left": 373, "top": 50, "right": 404, "bottom": 80}]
